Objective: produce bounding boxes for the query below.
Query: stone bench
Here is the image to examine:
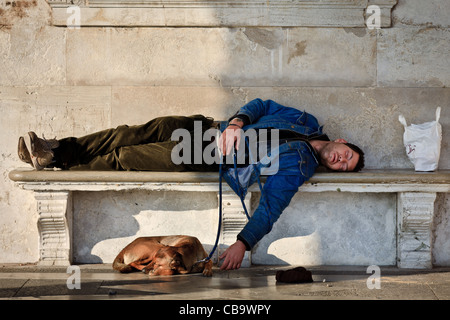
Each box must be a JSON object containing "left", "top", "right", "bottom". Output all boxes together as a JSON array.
[{"left": 9, "top": 168, "right": 450, "bottom": 269}]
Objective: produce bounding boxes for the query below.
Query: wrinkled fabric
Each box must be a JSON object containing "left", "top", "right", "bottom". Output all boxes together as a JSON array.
[
  {"left": 54, "top": 115, "right": 217, "bottom": 171},
  {"left": 222, "top": 99, "right": 323, "bottom": 249}
]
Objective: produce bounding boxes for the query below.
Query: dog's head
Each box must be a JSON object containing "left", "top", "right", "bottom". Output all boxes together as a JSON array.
[{"left": 147, "top": 246, "right": 188, "bottom": 276}]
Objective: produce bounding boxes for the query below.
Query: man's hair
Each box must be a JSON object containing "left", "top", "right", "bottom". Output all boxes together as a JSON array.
[{"left": 344, "top": 143, "right": 365, "bottom": 172}]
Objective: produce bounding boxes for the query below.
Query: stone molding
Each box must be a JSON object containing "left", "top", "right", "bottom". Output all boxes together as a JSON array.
[
  {"left": 397, "top": 192, "right": 437, "bottom": 268},
  {"left": 34, "top": 191, "right": 73, "bottom": 266},
  {"left": 219, "top": 192, "right": 252, "bottom": 267},
  {"left": 48, "top": 0, "right": 397, "bottom": 27}
]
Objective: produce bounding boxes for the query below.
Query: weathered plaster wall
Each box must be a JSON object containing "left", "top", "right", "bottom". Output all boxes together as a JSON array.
[{"left": 0, "top": 0, "right": 448, "bottom": 265}]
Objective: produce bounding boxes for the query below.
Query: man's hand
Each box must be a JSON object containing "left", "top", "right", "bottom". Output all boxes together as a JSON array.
[
  {"left": 219, "top": 240, "right": 246, "bottom": 270},
  {"left": 218, "top": 118, "right": 244, "bottom": 156}
]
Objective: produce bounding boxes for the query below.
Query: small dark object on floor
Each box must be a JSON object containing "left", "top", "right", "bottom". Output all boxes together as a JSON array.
[{"left": 276, "top": 267, "right": 313, "bottom": 283}]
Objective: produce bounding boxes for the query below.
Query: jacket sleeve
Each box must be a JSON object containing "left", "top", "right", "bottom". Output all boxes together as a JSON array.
[
  {"left": 237, "top": 173, "right": 306, "bottom": 250},
  {"left": 232, "top": 98, "right": 304, "bottom": 125}
]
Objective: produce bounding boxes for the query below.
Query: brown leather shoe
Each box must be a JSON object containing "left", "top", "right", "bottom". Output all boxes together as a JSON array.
[
  {"left": 18, "top": 136, "right": 32, "bottom": 165},
  {"left": 24, "top": 132, "right": 59, "bottom": 170}
]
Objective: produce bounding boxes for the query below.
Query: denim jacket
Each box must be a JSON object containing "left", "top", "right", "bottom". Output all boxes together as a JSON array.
[{"left": 221, "top": 99, "right": 325, "bottom": 250}]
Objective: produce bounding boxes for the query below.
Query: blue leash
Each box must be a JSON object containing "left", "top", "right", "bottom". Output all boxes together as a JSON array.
[
  {"left": 198, "top": 148, "right": 270, "bottom": 264},
  {"left": 195, "top": 161, "right": 224, "bottom": 264},
  {"left": 206, "top": 161, "right": 224, "bottom": 262},
  {"left": 233, "top": 152, "right": 251, "bottom": 221}
]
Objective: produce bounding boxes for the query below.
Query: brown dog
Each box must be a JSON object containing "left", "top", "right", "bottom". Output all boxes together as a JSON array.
[{"left": 112, "top": 235, "right": 213, "bottom": 277}]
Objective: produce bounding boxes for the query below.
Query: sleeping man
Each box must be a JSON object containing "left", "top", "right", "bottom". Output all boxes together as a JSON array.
[{"left": 18, "top": 98, "right": 364, "bottom": 270}]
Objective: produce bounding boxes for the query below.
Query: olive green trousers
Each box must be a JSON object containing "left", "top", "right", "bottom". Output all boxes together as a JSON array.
[{"left": 54, "top": 115, "right": 218, "bottom": 171}]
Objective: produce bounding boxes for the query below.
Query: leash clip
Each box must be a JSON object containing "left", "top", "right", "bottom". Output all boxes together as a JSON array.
[{"left": 193, "top": 257, "right": 210, "bottom": 266}]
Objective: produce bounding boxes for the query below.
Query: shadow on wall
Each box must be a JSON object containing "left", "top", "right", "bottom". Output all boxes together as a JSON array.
[{"left": 252, "top": 191, "right": 398, "bottom": 266}]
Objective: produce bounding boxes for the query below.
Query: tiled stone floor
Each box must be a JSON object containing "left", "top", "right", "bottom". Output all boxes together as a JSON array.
[{"left": 1, "top": 264, "right": 449, "bottom": 301}]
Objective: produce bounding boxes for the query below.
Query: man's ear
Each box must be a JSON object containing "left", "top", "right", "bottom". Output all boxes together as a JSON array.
[{"left": 334, "top": 139, "right": 348, "bottom": 144}]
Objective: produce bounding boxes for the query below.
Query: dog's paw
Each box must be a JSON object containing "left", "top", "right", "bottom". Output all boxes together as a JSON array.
[
  {"left": 142, "top": 267, "right": 151, "bottom": 275},
  {"left": 202, "top": 268, "right": 213, "bottom": 277}
]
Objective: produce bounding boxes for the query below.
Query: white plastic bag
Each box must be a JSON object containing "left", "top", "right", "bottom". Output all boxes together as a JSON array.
[{"left": 398, "top": 107, "right": 442, "bottom": 172}]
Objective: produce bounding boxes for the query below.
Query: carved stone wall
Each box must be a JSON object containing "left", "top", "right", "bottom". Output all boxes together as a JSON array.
[
  {"left": 219, "top": 192, "right": 252, "bottom": 267},
  {"left": 397, "top": 192, "right": 436, "bottom": 268},
  {"left": 35, "top": 191, "right": 72, "bottom": 266},
  {"left": 1, "top": 0, "right": 449, "bottom": 266},
  {"left": 48, "top": 0, "right": 397, "bottom": 27}
]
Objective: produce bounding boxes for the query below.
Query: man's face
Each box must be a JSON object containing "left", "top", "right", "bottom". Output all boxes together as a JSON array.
[{"left": 319, "top": 141, "right": 360, "bottom": 172}]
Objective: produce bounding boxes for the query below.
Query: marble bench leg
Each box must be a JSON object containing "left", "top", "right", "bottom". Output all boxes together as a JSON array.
[
  {"left": 34, "top": 191, "right": 73, "bottom": 266},
  {"left": 219, "top": 192, "right": 252, "bottom": 267},
  {"left": 397, "top": 192, "right": 436, "bottom": 269}
]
